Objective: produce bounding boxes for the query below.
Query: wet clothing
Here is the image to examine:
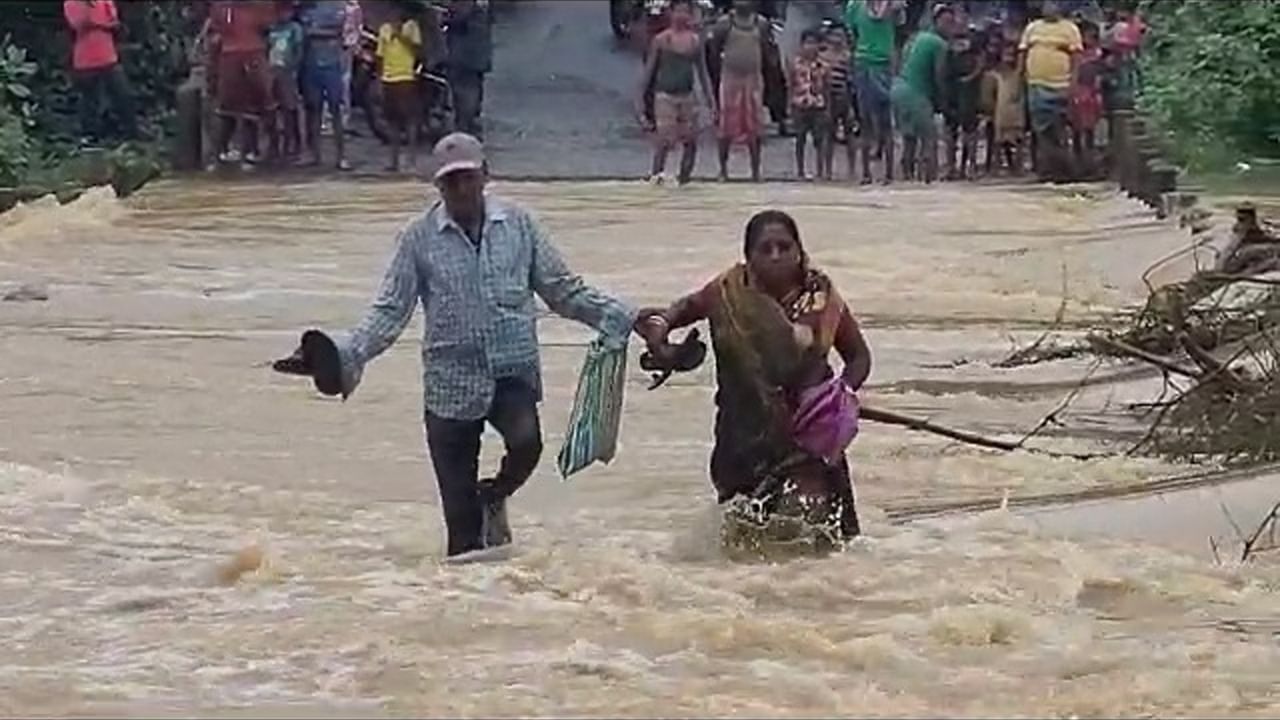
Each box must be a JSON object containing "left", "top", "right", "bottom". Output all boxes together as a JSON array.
[
  {"left": 678, "top": 265, "right": 861, "bottom": 539},
  {"left": 64, "top": 0, "right": 120, "bottom": 71},
  {"left": 1020, "top": 18, "right": 1083, "bottom": 90},
  {"left": 334, "top": 196, "right": 634, "bottom": 558},
  {"left": 333, "top": 195, "right": 636, "bottom": 421},
  {"left": 426, "top": 377, "right": 542, "bottom": 557}
]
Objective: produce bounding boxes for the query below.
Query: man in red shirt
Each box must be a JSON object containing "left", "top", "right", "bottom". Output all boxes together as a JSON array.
[
  {"left": 63, "top": 0, "right": 137, "bottom": 142},
  {"left": 209, "top": 0, "right": 276, "bottom": 165}
]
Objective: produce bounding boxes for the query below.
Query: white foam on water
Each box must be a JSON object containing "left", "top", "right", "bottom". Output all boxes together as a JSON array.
[
  {"left": 2, "top": 460, "right": 1278, "bottom": 717},
  {"left": 0, "top": 186, "right": 126, "bottom": 246}
]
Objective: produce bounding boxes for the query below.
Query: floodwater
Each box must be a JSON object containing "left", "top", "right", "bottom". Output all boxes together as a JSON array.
[{"left": 1, "top": 179, "right": 1278, "bottom": 717}]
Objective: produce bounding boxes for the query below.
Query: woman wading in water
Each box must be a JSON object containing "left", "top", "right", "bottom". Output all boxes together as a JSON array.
[{"left": 637, "top": 210, "right": 872, "bottom": 547}]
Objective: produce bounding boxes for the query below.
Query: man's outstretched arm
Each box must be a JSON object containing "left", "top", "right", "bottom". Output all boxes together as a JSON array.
[
  {"left": 526, "top": 213, "right": 637, "bottom": 342},
  {"left": 333, "top": 229, "right": 422, "bottom": 396}
]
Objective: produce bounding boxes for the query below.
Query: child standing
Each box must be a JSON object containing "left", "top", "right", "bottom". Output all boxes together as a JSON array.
[
  {"left": 301, "top": 0, "right": 350, "bottom": 170},
  {"left": 376, "top": 3, "right": 423, "bottom": 172},
  {"left": 267, "top": 1, "right": 304, "bottom": 163},
  {"left": 789, "top": 28, "right": 832, "bottom": 181},
  {"left": 984, "top": 43, "right": 1025, "bottom": 175},
  {"left": 1070, "top": 20, "right": 1104, "bottom": 177},
  {"left": 820, "top": 25, "right": 856, "bottom": 182}
]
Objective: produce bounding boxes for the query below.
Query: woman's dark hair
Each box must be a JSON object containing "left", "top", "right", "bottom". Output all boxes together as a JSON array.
[{"left": 743, "top": 209, "right": 803, "bottom": 257}]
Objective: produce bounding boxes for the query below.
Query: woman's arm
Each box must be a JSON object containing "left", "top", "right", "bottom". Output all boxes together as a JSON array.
[
  {"left": 834, "top": 306, "right": 872, "bottom": 391},
  {"left": 633, "top": 281, "right": 715, "bottom": 349}
]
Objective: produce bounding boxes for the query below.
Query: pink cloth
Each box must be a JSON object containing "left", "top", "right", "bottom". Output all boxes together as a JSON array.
[{"left": 792, "top": 376, "right": 860, "bottom": 465}]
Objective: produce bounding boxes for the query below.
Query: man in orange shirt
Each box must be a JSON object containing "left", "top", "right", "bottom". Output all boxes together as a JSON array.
[
  {"left": 209, "top": 0, "right": 276, "bottom": 166},
  {"left": 63, "top": 0, "right": 137, "bottom": 143}
]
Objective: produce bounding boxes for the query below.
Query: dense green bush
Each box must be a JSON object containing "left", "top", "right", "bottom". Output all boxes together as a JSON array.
[
  {"left": 1138, "top": 0, "right": 1280, "bottom": 169},
  {"left": 0, "top": 37, "right": 36, "bottom": 185}
]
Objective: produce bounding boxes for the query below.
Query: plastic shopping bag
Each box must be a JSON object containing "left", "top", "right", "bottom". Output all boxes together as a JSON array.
[{"left": 557, "top": 336, "right": 629, "bottom": 479}]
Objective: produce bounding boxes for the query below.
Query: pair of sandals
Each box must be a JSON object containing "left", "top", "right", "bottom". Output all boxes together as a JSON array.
[
  {"left": 639, "top": 328, "right": 707, "bottom": 390},
  {"left": 274, "top": 327, "right": 708, "bottom": 394}
]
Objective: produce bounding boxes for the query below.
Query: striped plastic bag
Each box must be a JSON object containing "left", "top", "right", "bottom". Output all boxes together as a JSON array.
[{"left": 557, "top": 336, "right": 629, "bottom": 479}]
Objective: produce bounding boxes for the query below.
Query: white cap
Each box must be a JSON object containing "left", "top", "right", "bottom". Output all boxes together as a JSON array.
[{"left": 432, "top": 132, "right": 486, "bottom": 181}]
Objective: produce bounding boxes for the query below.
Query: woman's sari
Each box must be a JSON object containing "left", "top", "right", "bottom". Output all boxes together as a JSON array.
[{"left": 702, "top": 264, "right": 860, "bottom": 543}]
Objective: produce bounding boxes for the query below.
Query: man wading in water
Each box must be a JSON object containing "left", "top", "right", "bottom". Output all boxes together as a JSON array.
[
  {"left": 273, "top": 133, "right": 639, "bottom": 563},
  {"left": 637, "top": 0, "right": 716, "bottom": 185}
]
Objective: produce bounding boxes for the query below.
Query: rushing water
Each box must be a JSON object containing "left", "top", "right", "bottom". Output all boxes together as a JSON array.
[{"left": 1, "top": 180, "right": 1277, "bottom": 716}]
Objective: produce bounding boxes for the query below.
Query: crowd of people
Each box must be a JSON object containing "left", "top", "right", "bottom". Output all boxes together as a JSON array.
[
  {"left": 190, "top": 0, "right": 492, "bottom": 173},
  {"left": 638, "top": 0, "right": 1145, "bottom": 184}
]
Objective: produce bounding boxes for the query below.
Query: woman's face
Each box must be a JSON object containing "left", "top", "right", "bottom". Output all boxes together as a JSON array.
[{"left": 748, "top": 222, "right": 802, "bottom": 289}]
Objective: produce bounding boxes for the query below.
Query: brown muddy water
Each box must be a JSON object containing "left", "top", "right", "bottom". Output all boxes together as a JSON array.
[{"left": 1, "top": 180, "right": 1277, "bottom": 717}]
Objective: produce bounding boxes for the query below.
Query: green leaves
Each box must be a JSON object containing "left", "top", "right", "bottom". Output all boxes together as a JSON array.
[{"left": 1138, "top": 0, "right": 1280, "bottom": 169}]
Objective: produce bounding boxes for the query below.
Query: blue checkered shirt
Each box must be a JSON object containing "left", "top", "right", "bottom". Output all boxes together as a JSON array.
[{"left": 334, "top": 196, "right": 637, "bottom": 420}]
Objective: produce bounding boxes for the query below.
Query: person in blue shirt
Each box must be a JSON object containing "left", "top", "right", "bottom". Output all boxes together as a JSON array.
[
  {"left": 301, "top": 0, "right": 351, "bottom": 169},
  {"left": 274, "top": 134, "right": 641, "bottom": 563}
]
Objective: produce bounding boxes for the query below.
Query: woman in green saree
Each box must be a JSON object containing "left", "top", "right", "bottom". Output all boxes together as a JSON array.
[{"left": 638, "top": 210, "right": 872, "bottom": 540}]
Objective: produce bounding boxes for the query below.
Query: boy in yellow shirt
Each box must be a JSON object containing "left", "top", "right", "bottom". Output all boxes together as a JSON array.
[{"left": 377, "top": 4, "right": 423, "bottom": 172}]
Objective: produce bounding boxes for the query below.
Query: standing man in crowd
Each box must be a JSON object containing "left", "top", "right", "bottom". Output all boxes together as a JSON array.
[
  {"left": 63, "top": 0, "right": 137, "bottom": 144},
  {"left": 890, "top": 3, "right": 951, "bottom": 182},
  {"left": 636, "top": 0, "right": 716, "bottom": 186},
  {"left": 1019, "top": 0, "right": 1082, "bottom": 181},
  {"left": 267, "top": 0, "right": 305, "bottom": 164},
  {"left": 301, "top": 0, "right": 352, "bottom": 170},
  {"left": 845, "top": 0, "right": 901, "bottom": 185},
  {"left": 709, "top": 0, "right": 771, "bottom": 182},
  {"left": 210, "top": 0, "right": 275, "bottom": 166},
  {"left": 273, "top": 133, "right": 640, "bottom": 563},
  {"left": 446, "top": 0, "right": 493, "bottom": 138}
]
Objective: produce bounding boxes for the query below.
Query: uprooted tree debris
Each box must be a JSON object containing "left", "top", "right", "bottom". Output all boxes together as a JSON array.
[{"left": 869, "top": 203, "right": 1280, "bottom": 471}]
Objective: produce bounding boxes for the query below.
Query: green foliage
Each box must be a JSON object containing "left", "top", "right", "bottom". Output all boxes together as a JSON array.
[
  {"left": 1138, "top": 0, "right": 1280, "bottom": 169},
  {"left": 0, "top": 36, "right": 36, "bottom": 185}
]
